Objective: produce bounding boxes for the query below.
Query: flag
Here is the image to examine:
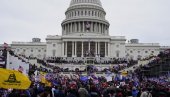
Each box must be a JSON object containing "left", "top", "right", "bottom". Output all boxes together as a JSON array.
[
  {"left": 80, "top": 76, "right": 88, "bottom": 82},
  {"left": 106, "top": 76, "right": 112, "bottom": 82},
  {"left": 0, "top": 52, "right": 6, "bottom": 68},
  {"left": 3, "top": 42, "right": 8, "bottom": 48},
  {"left": 85, "top": 22, "right": 90, "bottom": 30},
  {"left": 18, "top": 66, "right": 24, "bottom": 73},
  {"left": 0, "top": 68, "right": 31, "bottom": 89},
  {"left": 39, "top": 72, "right": 51, "bottom": 87},
  {"left": 0, "top": 56, "right": 5, "bottom": 65},
  {"left": 121, "top": 71, "right": 128, "bottom": 77}
]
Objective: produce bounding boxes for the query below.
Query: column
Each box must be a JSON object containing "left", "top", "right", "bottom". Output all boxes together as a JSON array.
[
  {"left": 79, "top": 22, "right": 81, "bottom": 32},
  {"left": 68, "top": 23, "right": 70, "bottom": 33},
  {"left": 97, "top": 23, "right": 99, "bottom": 33},
  {"left": 94, "top": 22, "right": 96, "bottom": 32},
  {"left": 64, "top": 25, "right": 66, "bottom": 34},
  {"left": 106, "top": 42, "right": 108, "bottom": 56},
  {"left": 75, "top": 22, "right": 77, "bottom": 32},
  {"left": 65, "top": 24, "right": 67, "bottom": 33},
  {"left": 68, "top": 24, "right": 70, "bottom": 33},
  {"left": 72, "top": 41, "right": 74, "bottom": 57},
  {"left": 108, "top": 42, "right": 110, "bottom": 57},
  {"left": 62, "top": 26, "right": 63, "bottom": 34},
  {"left": 101, "top": 24, "right": 103, "bottom": 34},
  {"left": 96, "top": 22, "right": 98, "bottom": 33},
  {"left": 62, "top": 42, "right": 65, "bottom": 57},
  {"left": 98, "top": 42, "right": 100, "bottom": 57},
  {"left": 70, "top": 23, "right": 72, "bottom": 33},
  {"left": 83, "top": 21, "right": 85, "bottom": 32},
  {"left": 65, "top": 41, "right": 68, "bottom": 57},
  {"left": 105, "top": 42, "right": 107, "bottom": 57},
  {"left": 88, "top": 41, "right": 91, "bottom": 51},
  {"left": 107, "top": 26, "right": 109, "bottom": 34},
  {"left": 90, "top": 22, "right": 93, "bottom": 32},
  {"left": 81, "top": 42, "right": 84, "bottom": 57},
  {"left": 75, "top": 42, "right": 77, "bottom": 57},
  {"left": 72, "top": 23, "right": 74, "bottom": 32},
  {"left": 103, "top": 25, "right": 105, "bottom": 35},
  {"left": 99, "top": 23, "right": 101, "bottom": 33},
  {"left": 95, "top": 42, "right": 97, "bottom": 57},
  {"left": 103, "top": 24, "right": 105, "bottom": 34},
  {"left": 103, "top": 24, "right": 104, "bottom": 34}
]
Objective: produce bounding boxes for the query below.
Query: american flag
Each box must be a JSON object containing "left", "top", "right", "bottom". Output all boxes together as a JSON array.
[
  {"left": 85, "top": 22, "right": 91, "bottom": 31},
  {"left": 0, "top": 49, "right": 7, "bottom": 68},
  {"left": 18, "top": 66, "right": 24, "bottom": 73},
  {"left": 0, "top": 56, "right": 5, "bottom": 66}
]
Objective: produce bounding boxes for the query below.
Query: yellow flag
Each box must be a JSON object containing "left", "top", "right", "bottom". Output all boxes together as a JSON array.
[
  {"left": 121, "top": 71, "right": 128, "bottom": 76},
  {"left": 39, "top": 72, "right": 51, "bottom": 87},
  {"left": 0, "top": 68, "right": 31, "bottom": 89}
]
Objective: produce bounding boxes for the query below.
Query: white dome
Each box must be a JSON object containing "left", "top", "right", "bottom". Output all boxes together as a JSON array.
[
  {"left": 70, "top": 0, "right": 102, "bottom": 7},
  {"left": 61, "top": 0, "right": 109, "bottom": 36}
]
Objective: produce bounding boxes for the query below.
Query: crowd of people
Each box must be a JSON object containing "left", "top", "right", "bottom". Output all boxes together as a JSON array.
[
  {"left": 134, "top": 49, "right": 170, "bottom": 77},
  {"left": 36, "top": 58, "right": 137, "bottom": 73},
  {"left": 0, "top": 71, "right": 170, "bottom": 97},
  {"left": 45, "top": 57, "right": 137, "bottom": 65},
  {"left": 0, "top": 50, "right": 170, "bottom": 97}
]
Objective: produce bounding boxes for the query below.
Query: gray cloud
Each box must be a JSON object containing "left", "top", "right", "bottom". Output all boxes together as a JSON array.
[{"left": 0, "top": 0, "right": 170, "bottom": 46}]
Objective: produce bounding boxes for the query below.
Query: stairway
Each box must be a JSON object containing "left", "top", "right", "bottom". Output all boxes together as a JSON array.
[{"left": 120, "top": 58, "right": 155, "bottom": 72}]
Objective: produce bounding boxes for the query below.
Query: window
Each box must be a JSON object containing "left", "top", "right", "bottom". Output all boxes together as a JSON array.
[
  {"left": 38, "top": 50, "right": 41, "bottom": 52},
  {"left": 23, "top": 49, "right": 26, "bottom": 52},
  {"left": 37, "top": 54, "right": 41, "bottom": 58},
  {"left": 138, "top": 51, "right": 140, "bottom": 53},
  {"left": 17, "top": 49, "right": 20, "bottom": 52},
  {"left": 130, "top": 51, "right": 133, "bottom": 53},
  {"left": 145, "top": 51, "right": 148, "bottom": 53},
  {"left": 116, "top": 51, "right": 120, "bottom": 58},
  {"left": 52, "top": 50, "right": 56, "bottom": 57},
  {"left": 116, "top": 45, "right": 119, "bottom": 48},
  {"left": 44, "top": 50, "right": 46, "bottom": 52},
  {"left": 31, "top": 50, "right": 33, "bottom": 52},
  {"left": 151, "top": 51, "right": 154, "bottom": 53},
  {"left": 53, "top": 44, "right": 56, "bottom": 47},
  {"left": 138, "top": 55, "right": 142, "bottom": 60}
]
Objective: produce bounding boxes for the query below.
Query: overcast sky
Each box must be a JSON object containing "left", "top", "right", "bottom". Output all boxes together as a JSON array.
[{"left": 0, "top": 0, "right": 170, "bottom": 46}]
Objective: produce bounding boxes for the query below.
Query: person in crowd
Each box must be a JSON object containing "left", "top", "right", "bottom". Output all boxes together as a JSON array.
[
  {"left": 78, "top": 87, "right": 90, "bottom": 97},
  {"left": 132, "top": 87, "right": 139, "bottom": 97},
  {"left": 140, "top": 88, "right": 152, "bottom": 97}
]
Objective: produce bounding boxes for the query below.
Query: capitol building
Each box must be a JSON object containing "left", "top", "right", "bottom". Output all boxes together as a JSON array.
[{"left": 9, "top": 0, "right": 166, "bottom": 60}]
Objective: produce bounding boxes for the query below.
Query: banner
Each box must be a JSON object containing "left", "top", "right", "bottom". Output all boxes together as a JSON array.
[
  {"left": 121, "top": 71, "right": 128, "bottom": 76},
  {"left": 106, "top": 76, "right": 112, "bottom": 82},
  {"left": 0, "top": 68, "right": 31, "bottom": 89},
  {"left": 6, "top": 53, "right": 29, "bottom": 75},
  {"left": 0, "top": 49, "right": 7, "bottom": 68},
  {"left": 39, "top": 72, "right": 51, "bottom": 87}
]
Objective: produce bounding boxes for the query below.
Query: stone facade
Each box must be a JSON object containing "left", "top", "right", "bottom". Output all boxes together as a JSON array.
[{"left": 10, "top": 0, "right": 164, "bottom": 60}]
